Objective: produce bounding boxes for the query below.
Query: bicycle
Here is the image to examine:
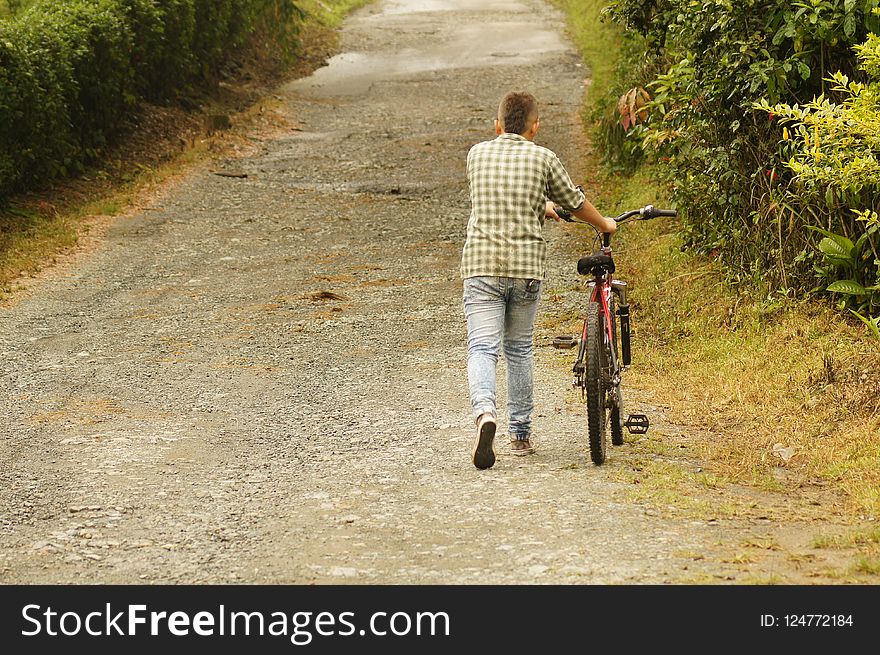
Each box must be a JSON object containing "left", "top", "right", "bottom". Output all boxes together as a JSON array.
[{"left": 553, "top": 204, "right": 677, "bottom": 465}]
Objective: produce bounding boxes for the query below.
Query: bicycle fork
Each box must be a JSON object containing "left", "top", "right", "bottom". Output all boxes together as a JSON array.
[{"left": 595, "top": 277, "right": 630, "bottom": 382}]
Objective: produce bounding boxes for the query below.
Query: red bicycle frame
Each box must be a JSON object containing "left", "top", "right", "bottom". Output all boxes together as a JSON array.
[
  {"left": 587, "top": 273, "right": 615, "bottom": 346},
  {"left": 581, "top": 233, "right": 617, "bottom": 376}
]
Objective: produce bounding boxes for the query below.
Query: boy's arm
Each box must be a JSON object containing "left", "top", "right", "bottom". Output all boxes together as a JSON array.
[
  {"left": 545, "top": 199, "right": 616, "bottom": 233},
  {"left": 572, "top": 198, "right": 616, "bottom": 233}
]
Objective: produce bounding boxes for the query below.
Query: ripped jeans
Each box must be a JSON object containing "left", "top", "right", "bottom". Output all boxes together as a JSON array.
[{"left": 463, "top": 276, "right": 541, "bottom": 440}]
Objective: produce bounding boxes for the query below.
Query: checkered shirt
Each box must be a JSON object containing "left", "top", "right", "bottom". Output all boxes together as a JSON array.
[{"left": 460, "top": 133, "right": 585, "bottom": 280}]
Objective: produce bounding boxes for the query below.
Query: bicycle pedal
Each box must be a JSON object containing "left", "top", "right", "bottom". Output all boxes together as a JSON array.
[
  {"left": 624, "top": 414, "right": 650, "bottom": 434},
  {"left": 553, "top": 335, "right": 579, "bottom": 349}
]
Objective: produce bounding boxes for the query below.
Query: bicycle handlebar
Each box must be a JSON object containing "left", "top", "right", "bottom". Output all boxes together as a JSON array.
[
  {"left": 553, "top": 204, "right": 677, "bottom": 225},
  {"left": 637, "top": 205, "right": 677, "bottom": 220}
]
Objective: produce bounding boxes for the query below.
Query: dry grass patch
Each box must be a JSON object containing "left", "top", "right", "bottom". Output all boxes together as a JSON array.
[
  {"left": 613, "top": 457, "right": 739, "bottom": 519},
  {"left": 811, "top": 527, "right": 880, "bottom": 550},
  {"left": 625, "top": 239, "right": 880, "bottom": 515},
  {"left": 852, "top": 558, "right": 880, "bottom": 575}
]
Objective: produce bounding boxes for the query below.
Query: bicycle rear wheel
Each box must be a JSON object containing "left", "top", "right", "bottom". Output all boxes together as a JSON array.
[{"left": 584, "top": 302, "right": 606, "bottom": 464}]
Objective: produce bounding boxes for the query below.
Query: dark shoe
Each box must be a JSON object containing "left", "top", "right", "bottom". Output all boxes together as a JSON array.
[
  {"left": 509, "top": 438, "right": 535, "bottom": 456},
  {"left": 472, "top": 413, "right": 497, "bottom": 469}
]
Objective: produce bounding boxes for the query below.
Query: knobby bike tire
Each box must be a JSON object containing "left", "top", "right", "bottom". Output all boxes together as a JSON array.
[{"left": 585, "top": 302, "right": 606, "bottom": 465}]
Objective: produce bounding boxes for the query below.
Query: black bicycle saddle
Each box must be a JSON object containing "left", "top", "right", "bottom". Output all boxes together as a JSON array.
[{"left": 577, "top": 253, "right": 615, "bottom": 276}]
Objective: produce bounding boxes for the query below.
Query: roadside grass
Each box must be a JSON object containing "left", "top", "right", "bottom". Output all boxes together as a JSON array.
[
  {"left": 0, "top": 210, "right": 79, "bottom": 291},
  {"left": 0, "top": 0, "right": 370, "bottom": 300},
  {"left": 551, "top": 0, "right": 621, "bottom": 116},
  {"left": 811, "top": 526, "right": 880, "bottom": 578},
  {"left": 0, "top": 127, "right": 218, "bottom": 300},
  {"left": 299, "top": 0, "right": 373, "bottom": 27},
  {"left": 556, "top": 0, "right": 880, "bottom": 534},
  {"left": 616, "top": 193, "right": 880, "bottom": 518},
  {"left": 811, "top": 526, "right": 880, "bottom": 549},
  {"left": 810, "top": 527, "right": 880, "bottom": 582},
  {"left": 614, "top": 456, "right": 740, "bottom": 519},
  {"left": 853, "top": 558, "right": 880, "bottom": 575}
]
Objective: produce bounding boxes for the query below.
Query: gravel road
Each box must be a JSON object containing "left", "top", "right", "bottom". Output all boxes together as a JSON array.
[{"left": 0, "top": 0, "right": 857, "bottom": 584}]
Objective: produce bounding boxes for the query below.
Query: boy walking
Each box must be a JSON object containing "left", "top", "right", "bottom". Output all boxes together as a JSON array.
[{"left": 462, "top": 91, "right": 615, "bottom": 470}]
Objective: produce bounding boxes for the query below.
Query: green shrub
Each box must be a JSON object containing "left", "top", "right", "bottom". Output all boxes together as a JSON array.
[
  {"left": 601, "top": 0, "right": 880, "bottom": 295},
  {"left": 591, "top": 30, "right": 657, "bottom": 174},
  {"left": 757, "top": 35, "right": 880, "bottom": 327},
  {"left": 114, "top": 0, "right": 196, "bottom": 100},
  {"left": 0, "top": 15, "right": 80, "bottom": 192},
  {"left": 192, "top": 0, "right": 236, "bottom": 74},
  {"left": 31, "top": 1, "right": 137, "bottom": 148},
  {"left": 1, "top": 1, "right": 36, "bottom": 19}
]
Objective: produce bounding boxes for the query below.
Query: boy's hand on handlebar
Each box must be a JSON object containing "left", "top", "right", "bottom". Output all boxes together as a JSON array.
[{"left": 545, "top": 200, "right": 562, "bottom": 222}]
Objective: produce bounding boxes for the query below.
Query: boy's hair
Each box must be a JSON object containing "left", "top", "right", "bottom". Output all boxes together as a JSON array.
[{"left": 497, "top": 91, "right": 538, "bottom": 135}]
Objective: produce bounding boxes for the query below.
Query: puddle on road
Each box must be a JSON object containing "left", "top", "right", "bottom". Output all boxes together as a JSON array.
[
  {"left": 285, "top": 0, "right": 566, "bottom": 96},
  {"left": 377, "top": 0, "right": 531, "bottom": 15}
]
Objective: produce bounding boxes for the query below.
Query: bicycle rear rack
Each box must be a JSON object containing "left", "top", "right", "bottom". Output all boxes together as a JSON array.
[{"left": 624, "top": 414, "right": 650, "bottom": 434}]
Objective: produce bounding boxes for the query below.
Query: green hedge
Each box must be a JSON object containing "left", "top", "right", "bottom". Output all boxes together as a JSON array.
[
  {"left": 0, "top": 0, "right": 300, "bottom": 200},
  {"left": 116, "top": 0, "right": 196, "bottom": 99}
]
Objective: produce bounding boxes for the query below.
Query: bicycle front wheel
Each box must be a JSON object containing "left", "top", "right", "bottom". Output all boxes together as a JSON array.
[{"left": 584, "top": 302, "right": 606, "bottom": 464}]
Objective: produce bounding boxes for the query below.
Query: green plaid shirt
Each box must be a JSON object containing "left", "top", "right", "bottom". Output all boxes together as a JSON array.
[{"left": 460, "top": 133, "right": 585, "bottom": 280}]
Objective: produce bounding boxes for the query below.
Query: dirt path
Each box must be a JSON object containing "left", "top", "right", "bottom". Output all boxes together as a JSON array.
[{"left": 0, "top": 0, "right": 859, "bottom": 583}]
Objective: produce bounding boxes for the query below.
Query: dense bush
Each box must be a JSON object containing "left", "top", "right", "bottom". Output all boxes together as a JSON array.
[
  {"left": 590, "top": 30, "right": 657, "bottom": 174},
  {"left": 758, "top": 34, "right": 880, "bottom": 331},
  {"left": 595, "top": 0, "right": 880, "bottom": 327},
  {"left": 114, "top": 0, "right": 196, "bottom": 99},
  {"left": 0, "top": 0, "right": 300, "bottom": 200},
  {"left": 33, "top": 2, "right": 137, "bottom": 149}
]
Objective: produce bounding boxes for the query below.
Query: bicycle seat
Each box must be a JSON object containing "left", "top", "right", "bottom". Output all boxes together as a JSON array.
[{"left": 577, "top": 253, "right": 615, "bottom": 276}]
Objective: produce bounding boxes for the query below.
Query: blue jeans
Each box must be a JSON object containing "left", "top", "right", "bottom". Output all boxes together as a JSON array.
[{"left": 463, "top": 276, "right": 542, "bottom": 440}]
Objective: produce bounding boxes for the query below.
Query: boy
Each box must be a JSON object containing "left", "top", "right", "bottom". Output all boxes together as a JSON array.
[{"left": 462, "top": 91, "right": 615, "bottom": 469}]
